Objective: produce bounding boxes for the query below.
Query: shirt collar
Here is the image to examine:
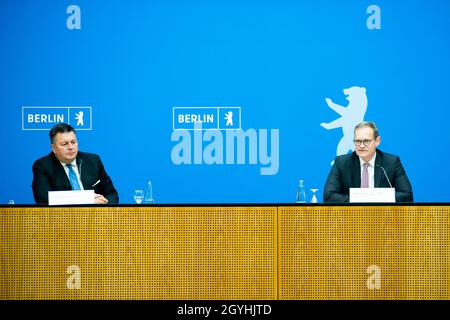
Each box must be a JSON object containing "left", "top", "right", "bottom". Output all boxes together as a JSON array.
[
  {"left": 359, "top": 152, "right": 376, "bottom": 168},
  {"left": 60, "top": 159, "right": 78, "bottom": 168}
]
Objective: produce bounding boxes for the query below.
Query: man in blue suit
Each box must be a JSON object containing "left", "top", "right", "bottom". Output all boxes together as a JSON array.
[
  {"left": 324, "top": 121, "right": 413, "bottom": 203},
  {"left": 32, "top": 123, "right": 119, "bottom": 204}
]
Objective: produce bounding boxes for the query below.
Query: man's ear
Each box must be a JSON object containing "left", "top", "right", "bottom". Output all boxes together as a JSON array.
[{"left": 375, "top": 136, "right": 381, "bottom": 147}]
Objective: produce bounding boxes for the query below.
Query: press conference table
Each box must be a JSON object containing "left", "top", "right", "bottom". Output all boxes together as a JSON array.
[{"left": 1, "top": 203, "right": 448, "bottom": 300}]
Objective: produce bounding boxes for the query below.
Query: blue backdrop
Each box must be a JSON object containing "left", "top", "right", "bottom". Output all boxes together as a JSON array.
[{"left": 1, "top": 0, "right": 449, "bottom": 204}]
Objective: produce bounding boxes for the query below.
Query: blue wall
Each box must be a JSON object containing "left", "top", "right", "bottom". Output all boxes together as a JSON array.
[{"left": 1, "top": 0, "right": 449, "bottom": 204}]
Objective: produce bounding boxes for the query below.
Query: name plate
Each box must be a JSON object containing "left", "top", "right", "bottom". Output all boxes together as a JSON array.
[
  {"left": 48, "top": 190, "right": 95, "bottom": 205},
  {"left": 349, "top": 188, "right": 395, "bottom": 203}
]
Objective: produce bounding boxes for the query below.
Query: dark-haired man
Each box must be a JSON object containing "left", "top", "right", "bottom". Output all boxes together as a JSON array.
[
  {"left": 324, "top": 121, "right": 413, "bottom": 203},
  {"left": 32, "top": 123, "right": 119, "bottom": 204}
]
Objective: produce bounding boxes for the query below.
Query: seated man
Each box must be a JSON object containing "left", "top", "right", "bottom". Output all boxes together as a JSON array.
[
  {"left": 32, "top": 123, "right": 119, "bottom": 204},
  {"left": 324, "top": 121, "right": 413, "bottom": 203}
]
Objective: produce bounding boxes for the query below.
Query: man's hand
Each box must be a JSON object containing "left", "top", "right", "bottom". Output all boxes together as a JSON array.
[{"left": 94, "top": 193, "right": 108, "bottom": 204}]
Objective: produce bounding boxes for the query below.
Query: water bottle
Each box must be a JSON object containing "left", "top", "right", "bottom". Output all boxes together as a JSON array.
[
  {"left": 296, "top": 180, "right": 306, "bottom": 203},
  {"left": 144, "top": 181, "right": 154, "bottom": 204}
]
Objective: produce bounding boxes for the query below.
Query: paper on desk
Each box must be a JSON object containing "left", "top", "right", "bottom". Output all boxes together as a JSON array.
[{"left": 48, "top": 190, "right": 95, "bottom": 205}]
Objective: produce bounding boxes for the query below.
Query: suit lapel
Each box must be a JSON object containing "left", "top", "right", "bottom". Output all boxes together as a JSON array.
[
  {"left": 351, "top": 152, "right": 361, "bottom": 188},
  {"left": 374, "top": 150, "right": 383, "bottom": 187},
  {"left": 50, "top": 153, "right": 71, "bottom": 189}
]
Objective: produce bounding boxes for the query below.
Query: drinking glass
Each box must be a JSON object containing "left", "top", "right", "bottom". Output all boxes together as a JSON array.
[
  {"left": 310, "top": 189, "right": 319, "bottom": 203},
  {"left": 133, "top": 189, "right": 144, "bottom": 204}
]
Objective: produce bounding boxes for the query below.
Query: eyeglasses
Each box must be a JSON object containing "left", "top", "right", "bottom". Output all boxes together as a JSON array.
[{"left": 353, "top": 139, "right": 374, "bottom": 146}]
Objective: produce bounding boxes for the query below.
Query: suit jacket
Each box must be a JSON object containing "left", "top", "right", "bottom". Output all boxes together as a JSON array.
[
  {"left": 323, "top": 149, "right": 413, "bottom": 203},
  {"left": 32, "top": 151, "right": 119, "bottom": 204}
]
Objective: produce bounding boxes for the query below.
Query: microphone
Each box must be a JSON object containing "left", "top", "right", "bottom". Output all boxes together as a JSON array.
[
  {"left": 78, "top": 158, "right": 84, "bottom": 188},
  {"left": 78, "top": 158, "right": 83, "bottom": 177},
  {"left": 375, "top": 164, "right": 393, "bottom": 188}
]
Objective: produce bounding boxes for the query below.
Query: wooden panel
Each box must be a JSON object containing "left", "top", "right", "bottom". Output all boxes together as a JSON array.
[
  {"left": 279, "top": 206, "right": 450, "bottom": 299},
  {"left": 2, "top": 205, "right": 449, "bottom": 300},
  {"left": 0, "top": 206, "right": 277, "bottom": 300}
]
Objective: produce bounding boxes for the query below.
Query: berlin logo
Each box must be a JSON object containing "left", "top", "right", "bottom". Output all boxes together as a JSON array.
[
  {"left": 171, "top": 106, "right": 279, "bottom": 175},
  {"left": 22, "top": 106, "right": 92, "bottom": 130}
]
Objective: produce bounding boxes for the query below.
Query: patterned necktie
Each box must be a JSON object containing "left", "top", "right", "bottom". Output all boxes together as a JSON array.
[
  {"left": 67, "top": 164, "right": 81, "bottom": 190},
  {"left": 361, "top": 162, "right": 370, "bottom": 188}
]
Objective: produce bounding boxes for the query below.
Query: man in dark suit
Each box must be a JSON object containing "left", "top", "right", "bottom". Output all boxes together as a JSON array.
[
  {"left": 324, "top": 121, "right": 413, "bottom": 203},
  {"left": 32, "top": 123, "right": 119, "bottom": 204}
]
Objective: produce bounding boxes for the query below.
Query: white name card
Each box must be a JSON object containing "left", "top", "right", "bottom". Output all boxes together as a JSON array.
[
  {"left": 48, "top": 190, "right": 95, "bottom": 205},
  {"left": 349, "top": 188, "right": 395, "bottom": 203}
]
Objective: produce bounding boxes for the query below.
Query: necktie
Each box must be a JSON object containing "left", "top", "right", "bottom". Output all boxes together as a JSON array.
[
  {"left": 67, "top": 164, "right": 81, "bottom": 190},
  {"left": 361, "top": 162, "right": 369, "bottom": 188}
]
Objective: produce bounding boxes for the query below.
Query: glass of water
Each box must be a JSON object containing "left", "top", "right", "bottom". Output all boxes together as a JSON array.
[
  {"left": 310, "top": 188, "right": 319, "bottom": 203},
  {"left": 133, "top": 189, "right": 144, "bottom": 204}
]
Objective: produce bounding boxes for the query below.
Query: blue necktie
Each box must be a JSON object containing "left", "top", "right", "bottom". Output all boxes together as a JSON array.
[{"left": 67, "top": 164, "right": 81, "bottom": 190}]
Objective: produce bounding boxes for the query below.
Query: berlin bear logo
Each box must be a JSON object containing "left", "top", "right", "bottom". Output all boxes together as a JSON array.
[{"left": 321, "top": 86, "right": 368, "bottom": 162}]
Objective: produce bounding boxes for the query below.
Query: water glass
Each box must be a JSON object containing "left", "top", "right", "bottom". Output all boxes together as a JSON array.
[{"left": 133, "top": 189, "right": 144, "bottom": 204}]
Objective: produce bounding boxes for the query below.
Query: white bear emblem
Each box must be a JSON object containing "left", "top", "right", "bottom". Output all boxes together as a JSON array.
[{"left": 321, "top": 86, "right": 368, "bottom": 160}]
